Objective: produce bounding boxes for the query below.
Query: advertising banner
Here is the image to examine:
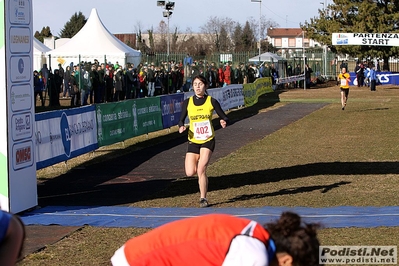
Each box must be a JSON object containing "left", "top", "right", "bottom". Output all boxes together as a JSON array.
[
  {"left": 348, "top": 71, "right": 399, "bottom": 86},
  {"left": 1, "top": 0, "right": 37, "bottom": 212},
  {"left": 160, "top": 93, "right": 184, "bottom": 128},
  {"left": 96, "top": 101, "right": 135, "bottom": 146},
  {"left": 96, "top": 98, "right": 163, "bottom": 147},
  {"left": 277, "top": 74, "right": 305, "bottom": 85},
  {"left": 181, "top": 85, "right": 244, "bottom": 125},
  {"left": 243, "top": 77, "right": 273, "bottom": 107},
  {"left": 183, "top": 85, "right": 244, "bottom": 112},
  {"left": 0, "top": 0, "right": 8, "bottom": 210},
  {"left": 35, "top": 106, "right": 98, "bottom": 170},
  {"left": 219, "top": 84, "right": 245, "bottom": 110},
  {"left": 332, "top": 33, "right": 399, "bottom": 46}
]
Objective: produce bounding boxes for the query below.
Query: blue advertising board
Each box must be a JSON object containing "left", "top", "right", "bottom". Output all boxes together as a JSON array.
[{"left": 160, "top": 93, "right": 184, "bottom": 128}]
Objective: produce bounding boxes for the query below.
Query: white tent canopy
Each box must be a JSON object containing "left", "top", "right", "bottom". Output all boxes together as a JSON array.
[
  {"left": 248, "top": 52, "right": 285, "bottom": 63},
  {"left": 47, "top": 8, "right": 141, "bottom": 69},
  {"left": 33, "top": 38, "right": 51, "bottom": 72}
]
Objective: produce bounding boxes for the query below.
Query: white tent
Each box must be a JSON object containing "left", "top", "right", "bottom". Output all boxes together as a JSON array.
[
  {"left": 47, "top": 8, "right": 141, "bottom": 69},
  {"left": 33, "top": 38, "right": 51, "bottom": 72},
  {"left": 248, "top": 52, "right": 285, "bottom": 63}
]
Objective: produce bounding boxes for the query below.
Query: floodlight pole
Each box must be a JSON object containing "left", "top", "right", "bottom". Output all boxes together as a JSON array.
[
  {"left": 303, "top": 30, "right": 306, "bottom": 90},
  {"left": 251, "top": 0, "right": 262, "bottom": 64},
  {"left": 167, "top": 13, "right": 170, "bottom": 58},
  {"left": 322, "top": 1, "right": 328, "bottom": 78},
  {"left": 158, "top": 1, "right": 174, "bottom": 93},
  {"left": 157, "top": 1, "right": 174, "bottom": 59}
]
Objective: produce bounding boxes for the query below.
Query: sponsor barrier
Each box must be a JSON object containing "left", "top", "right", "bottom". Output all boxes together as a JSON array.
[
  {"left": 34, "top": 82, "right": 265, "bottom": 169},
  {"left": 183, "top": 85, "right": 245, "bottom": 124},
  {"left": 277, "top": 74, "right": 305, "bottom": 85},
  {"left": 215, "top": 84, "right": 245, "bottom": 111},
  {"left": 348, "top": 71, "right": 399, "bottom": 86},
  {"left": 35, "top": 106, "right": 98, "bottom": 170},
  {"left": 242, "top": 77, "right": 273, "bottom": 107},
  {"left": 160, "top": 93, "right": 184, "bottom": 129},
  {"left": 183, "top": 85, "right": 245, "bottom": 111},
  {"left": 96, "top": 98, "right": 163, "bottom": 147}
]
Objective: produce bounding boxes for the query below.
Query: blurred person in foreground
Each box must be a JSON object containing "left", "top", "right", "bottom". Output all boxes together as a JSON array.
[
  {"left": 111, "top": 212, "right": 321, "bottom": 266},
  {"left": 0, "top": 210, "right": 25, "bottom": 265}
]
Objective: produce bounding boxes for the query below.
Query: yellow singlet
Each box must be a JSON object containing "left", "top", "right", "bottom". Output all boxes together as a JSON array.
[
  {"left": 338, "top": 73, "right": 350, "bottom": 89},
  {"left": 187, "top": 96, "right": 215, "bottom": 144}
]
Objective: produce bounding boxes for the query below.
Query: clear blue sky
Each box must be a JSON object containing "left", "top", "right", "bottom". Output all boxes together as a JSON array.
[{"left": 33, "top": 0, "right": 326, "bottom": 36}]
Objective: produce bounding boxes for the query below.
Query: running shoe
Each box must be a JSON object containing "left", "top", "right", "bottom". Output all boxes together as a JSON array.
[{"left": 199, "top": 198, "right": 209, "bottom": 208}]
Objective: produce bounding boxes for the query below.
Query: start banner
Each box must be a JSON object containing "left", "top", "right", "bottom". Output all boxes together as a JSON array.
[{"left": 332, "top": 33, "right": 399, "bottom": 46}]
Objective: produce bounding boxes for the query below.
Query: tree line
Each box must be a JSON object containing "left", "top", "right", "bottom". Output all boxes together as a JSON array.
[
  {"left": 304, "top": 0, "right": 399, "bottom": 71},
  {"left": 35, "top": 1, "right": 396, "bottom": 66},
  {"left": 34, "top": 12, "right": 278, "bottom": 57}
]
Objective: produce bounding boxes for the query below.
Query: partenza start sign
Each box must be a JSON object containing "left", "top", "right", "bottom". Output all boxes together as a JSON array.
[{"left": 332, "top": 33, "right": 399, "bottom": 46}]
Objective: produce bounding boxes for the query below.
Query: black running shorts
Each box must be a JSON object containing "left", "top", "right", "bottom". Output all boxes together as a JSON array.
[{"left": 187, "top": 138, "right": 215, "bottom": 154}]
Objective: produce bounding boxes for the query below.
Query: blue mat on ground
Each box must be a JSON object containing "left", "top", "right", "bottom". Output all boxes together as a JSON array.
[{"left": 20, "top": 206, "right": 399, "bottom": 228}]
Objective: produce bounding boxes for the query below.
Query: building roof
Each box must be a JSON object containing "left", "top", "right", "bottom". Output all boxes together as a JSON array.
[{"left": 267, "top": 28, "right": 304, "bottom": 38}]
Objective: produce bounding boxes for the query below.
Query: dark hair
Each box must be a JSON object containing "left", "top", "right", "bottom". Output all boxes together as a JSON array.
[
  {"left": 192, "top": 74, "right": 209, "bottom": 87},
  {"left": 265, "top": 212, "right": 321, "bottom": 266}
]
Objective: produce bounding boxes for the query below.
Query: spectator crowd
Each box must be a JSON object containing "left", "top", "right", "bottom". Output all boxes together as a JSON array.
[{"left": 33, "top": 56, "right": 282, "bottom": 108}]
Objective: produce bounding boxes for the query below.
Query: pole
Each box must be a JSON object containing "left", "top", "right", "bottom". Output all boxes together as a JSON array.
[
  {"left": 251, "top": 0, "right": 262, "bottom": 63},
  {"left": 167, "top": 14, "right": 170, "bottom": 58},
  {"left": 303, "top": 31, "right": 306, "bottom": 90},
  {"left": 158, "top": 1, "right": 174, "bottom": 94},
  {"left": 258, "top": 1, "right": 261, "bottom": 63},
  {"left": 324, "top": 1, "right": 328, "bottom": 78},
  {"left": 167, "top": 13, "right": 170, "bottom": 94},
  {"left": 321, "top": 1, "right": 327, "bottom": 78},
  {"left": 324, "top": 45, "right": 327, "bottom": 77}
]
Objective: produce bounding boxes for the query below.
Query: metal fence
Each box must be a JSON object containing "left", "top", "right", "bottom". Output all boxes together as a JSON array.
[
  {"left": 51, "top": 50, "right": 399, "bottom": 82},
  {"left": 142, "top": 52, "right": 258, "bottom": 68},
  {"left": 143, "top": 50, "right": 339, "bottom": 80}
]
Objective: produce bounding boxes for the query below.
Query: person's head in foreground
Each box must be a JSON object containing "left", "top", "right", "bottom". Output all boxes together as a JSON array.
[
  {"left": 0, "top": 210, "right": 25, "bottom": 265},
  {"left": 111, "top": 212, "right": 321, "bottom": 266}
]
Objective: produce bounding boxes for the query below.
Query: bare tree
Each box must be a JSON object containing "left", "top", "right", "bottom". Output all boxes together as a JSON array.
[
  {"left": 155, "top": 20, "right": 168, "bottom": 53},
  {"left": 248, "top": 15, "right": 279, "bottom": 42},
  {"left": 261, "top": 16, "right": 279, "bottom": 39},
  {"left": 175, "top": 27, "right": 196, "bottom": 54},
  {"left": 134, "top": 21, "right": 149, "bottom": 53},
  {"left": 221, "top": 17, "right": 238, "bottom": 37},
  {"left": 133, "top": 21, "right": 144, "bottom": 36},
  {"left": 200, "top": 16, "right": 222, "bottom": 50},
  {"left": 200, "top": 16, "right": 237, "bottom": 52},
  {"left": 219, "top": 26, "right": 232, "bottom": 52},
  {"left": 171, "top": 27, "right": 179, "bottom": 53},
  {"left": 148, "top": 27, "right": 155, "bottom": 51},
  {"left": 136, "top": 29, "right": 149, "bottom": 54}
]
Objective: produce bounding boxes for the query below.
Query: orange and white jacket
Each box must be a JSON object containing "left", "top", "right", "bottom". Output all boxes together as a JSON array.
[{"left": 111, "top": 214, "right": 275, "bottom": 266}]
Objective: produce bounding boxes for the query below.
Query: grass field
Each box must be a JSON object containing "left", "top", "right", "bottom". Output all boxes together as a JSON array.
[{"left": 20, "top": 83, "right": 399, "bottom": 265}]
